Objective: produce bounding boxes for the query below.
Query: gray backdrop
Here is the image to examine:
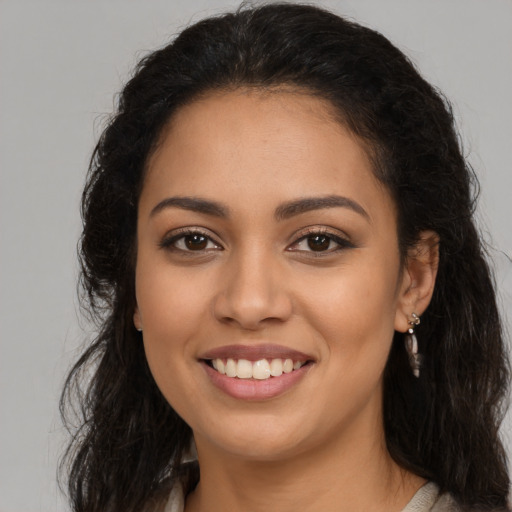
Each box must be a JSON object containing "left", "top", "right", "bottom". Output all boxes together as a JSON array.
[{"left": 1, "top": 1, "right": 511, "bottom": 510}]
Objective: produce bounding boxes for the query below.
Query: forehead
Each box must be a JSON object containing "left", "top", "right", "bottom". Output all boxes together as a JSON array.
[{"left": 141, "top": 89, "right": 394, "bottom": 223}]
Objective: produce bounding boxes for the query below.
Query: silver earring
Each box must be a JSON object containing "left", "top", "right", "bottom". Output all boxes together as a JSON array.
[
  {"left": 136, "top": 326, "right": 143, "bottom": 332},
  {"left": 405, "top": 313, "right": 421, "bottom": 378}
]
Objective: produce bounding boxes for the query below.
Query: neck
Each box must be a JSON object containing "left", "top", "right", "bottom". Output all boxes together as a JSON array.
[{"left": 185, "top": 411, "right": 425, "bottom": 512}]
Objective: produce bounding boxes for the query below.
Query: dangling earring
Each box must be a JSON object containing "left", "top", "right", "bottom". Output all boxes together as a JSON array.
[{"left": 405, "top": 313, "right": 421, "bottom": 378}]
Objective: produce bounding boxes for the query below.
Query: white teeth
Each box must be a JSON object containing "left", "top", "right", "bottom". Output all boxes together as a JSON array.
[
  {"left": 269, "top": 358, "right": 283, "bottom": 377},
  {"left": 225, "top": 358, "right": 237, "bottom": 377},
  {"left": 237, "top": 359, "right": 253, "bottom": 379},
  {"left": 252, "top": 359, "right": 271, "bottom": 380},
  {"left": 210, "top": 357, "right": 306, "bottom": 379}
]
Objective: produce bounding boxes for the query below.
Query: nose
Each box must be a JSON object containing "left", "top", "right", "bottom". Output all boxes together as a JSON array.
[{"left": 212, "top": 248, "right": 293, "bottom": 330}]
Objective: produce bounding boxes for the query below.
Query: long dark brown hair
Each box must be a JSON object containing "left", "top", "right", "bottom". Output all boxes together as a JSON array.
[{"left": 60, "top": 3, "right": 511, "bottom": 511}]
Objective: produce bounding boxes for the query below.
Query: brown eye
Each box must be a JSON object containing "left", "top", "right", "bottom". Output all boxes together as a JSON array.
[
  {"left": 184, "top": 234, "right": 208, "bottom": 250},
  {"left": 287, "top": 230, "right": 354, "bottom": 255},
  {"left": 160, "top": 230, "right": 221, "bottom": 253},
  {"left": 307, "top": 234, "right": 331, "bottom": 251}
]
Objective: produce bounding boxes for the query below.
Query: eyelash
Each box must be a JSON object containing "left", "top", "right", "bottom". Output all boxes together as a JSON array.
[
  {"left": 159, "top": 227, "right": 355, "bottom": 256},
  {"left": 159, "top": 228, "right": 221, "bottom": 254},
  {"left": 288, "top": 227, "right": 355, "bottom": 255}
]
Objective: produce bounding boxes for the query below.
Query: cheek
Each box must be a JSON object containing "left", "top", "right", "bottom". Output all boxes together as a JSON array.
[
  {"left": 135, "top": 264, "right": 210, "bottom": 419},
  {"left": 295, "top": 257, "right": 401, "bottom": 364},
  {"left": 135, "top": 259, "right": 210, "bottom": 372}
]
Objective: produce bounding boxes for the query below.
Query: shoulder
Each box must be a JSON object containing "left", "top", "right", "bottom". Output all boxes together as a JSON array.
[
  {"left": 431, "top": 492, "right": 461, "bottom": 512},
  {"left": 402, "top": 482, "right": 459, "bottom": 512},
  {"left": 402, "top": 482, "right": 511, "bottom": 512}
]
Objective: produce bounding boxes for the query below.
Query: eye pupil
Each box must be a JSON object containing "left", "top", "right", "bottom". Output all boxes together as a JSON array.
[
  {"left": 185, "top": 234, "right": 208, "bottom": 250},
  {"left": 307, "top": 235, "right": 330, "bottom": 251}
]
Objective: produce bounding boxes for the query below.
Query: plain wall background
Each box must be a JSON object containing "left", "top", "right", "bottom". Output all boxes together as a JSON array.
[{"left": 1, "top": 1, "right": 511, "bottom": 510}]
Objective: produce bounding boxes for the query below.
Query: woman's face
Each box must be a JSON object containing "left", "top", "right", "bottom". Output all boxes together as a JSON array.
[{"left": 134, "top": 89, "right": 413, "bottom": 461}]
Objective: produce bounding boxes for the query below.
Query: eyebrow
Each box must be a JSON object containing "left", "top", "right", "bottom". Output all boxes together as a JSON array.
[
  {"left": 274, "top": 195, "right": 369, "bottom": 221},
  {"left": 150, "top": 194, "right": 369, "bottom": 221},
  {"left": 150, "top": 196, "right": 229, "bottom": 218}
]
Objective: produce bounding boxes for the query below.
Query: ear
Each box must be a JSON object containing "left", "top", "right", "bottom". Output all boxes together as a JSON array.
[
  {"left": 133, "top": 307, "right": 143, "bottom": 332},
  {"left": 394, "top": 230, "right": 439, "bottom": 332}
]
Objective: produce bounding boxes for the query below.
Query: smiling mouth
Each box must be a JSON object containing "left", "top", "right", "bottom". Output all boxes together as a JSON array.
[{"left": 204, "top": 358, "right": 311, "bottom": 380}]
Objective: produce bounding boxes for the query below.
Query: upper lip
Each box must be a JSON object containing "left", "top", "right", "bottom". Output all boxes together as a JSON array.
[{"left": 199, "top": 344, "right": 314, "bottom": 362}]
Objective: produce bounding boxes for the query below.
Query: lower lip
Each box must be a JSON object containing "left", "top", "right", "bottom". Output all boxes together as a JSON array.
[{"left": 201, "top": 362, "right": 312, "bottom": 401}]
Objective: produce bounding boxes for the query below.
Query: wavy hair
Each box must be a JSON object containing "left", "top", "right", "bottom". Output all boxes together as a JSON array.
[{"left": 60, "top": 3, "right": 510, "bottom": 511}]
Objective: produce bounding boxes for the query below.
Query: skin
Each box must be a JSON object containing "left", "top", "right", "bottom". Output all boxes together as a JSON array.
[{"left": 134, "top": 89, "right": 438, "bottom": 512}]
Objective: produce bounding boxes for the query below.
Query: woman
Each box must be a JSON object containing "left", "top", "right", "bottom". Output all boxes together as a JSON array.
[{"left": 61, "top": 3, "right": 511, "bottom": 511}]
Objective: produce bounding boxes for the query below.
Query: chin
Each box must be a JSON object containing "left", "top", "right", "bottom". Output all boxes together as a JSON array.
[{"left": 194, "top": 415, "right": 313, "bottom": 462}]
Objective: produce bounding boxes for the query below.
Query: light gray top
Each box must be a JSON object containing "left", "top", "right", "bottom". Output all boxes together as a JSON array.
[
  {"left": 402, "top": 482, "right": 459, "bottom": 511},
  {"left": 164, "top": 481, "right": 459, "bottom": 511}
]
